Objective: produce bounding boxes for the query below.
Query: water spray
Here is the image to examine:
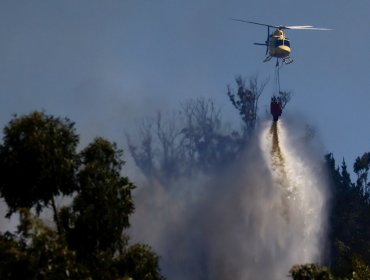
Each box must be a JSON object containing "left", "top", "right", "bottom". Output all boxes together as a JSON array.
[
  {"left": 131, "top": 118, "right": 329, "bottom": 280},
  {"left": 261, "top": 120, "right": 328, "bottom": 267}
]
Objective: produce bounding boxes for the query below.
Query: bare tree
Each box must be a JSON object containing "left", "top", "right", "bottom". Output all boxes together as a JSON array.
[
  {"left": 127, "top": 111, "right": 183, "bottom": 183},
  {"left": 180, "top": 98, "right": 236, "bottom": 174},
  {"left": 128, "top": 98, "right": 242, "bottom": 185},
  {"left": 227, "top": 75, "right": 268, "bottom": 136},
  {"left": 278, "top": 90, "right": 292, "bottom": 109},
  {"left": 127, "top": 118, "right": 155, "bottom": 178},
  {"left": 155, "top": 111, "right": 184, "bottom": 181}
]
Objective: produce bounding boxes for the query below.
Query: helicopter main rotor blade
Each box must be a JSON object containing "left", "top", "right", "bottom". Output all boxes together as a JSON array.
[
  {"left": 284, "top": 25, "right": 332, "bottom": 30},
  {"left": 285, "top": 25, "right": 314, "bottom": 29},
  {"left": 229, "top": 18, "right": 279, "bottom": 28},
  {"left": 230, "top": 19, "right": 332, "bottom": 31}
]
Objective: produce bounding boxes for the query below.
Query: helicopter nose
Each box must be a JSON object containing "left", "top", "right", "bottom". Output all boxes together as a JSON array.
[{"left": 276, "top": 46, "right": 291, "bottom": 58}]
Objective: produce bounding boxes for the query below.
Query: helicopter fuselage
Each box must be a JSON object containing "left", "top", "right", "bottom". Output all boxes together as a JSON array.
[{"left": 268, "top": 29, "right": 291, "bottom": 59}]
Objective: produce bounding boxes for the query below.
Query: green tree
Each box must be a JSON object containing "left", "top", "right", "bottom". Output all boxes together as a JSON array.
[
  {"left": 289, "top": 263, "right": 335, "bottom": 280},
  {"left": 354, "top": 152, "right": 370, "bottom": 193},
  {"left": 0, "top": 111, "right": 79, "bottom": 231},
  {"left": 0, "top": 112, "right": 166, "bottom": 280},
  {"left": 324, "top": 153, "right": 370, "bottom": 279},
  {"left": 0, "top": 233, "right": 30, "bottom": 279},
  {"left": 116, "top": 244, "right": 165, "bottom": 280},
  {"left": 0, "top": 209, "right": 90, "bottom": 280},
  {"left": 62, "top": 138, "right": 135, "bottom": 277}
]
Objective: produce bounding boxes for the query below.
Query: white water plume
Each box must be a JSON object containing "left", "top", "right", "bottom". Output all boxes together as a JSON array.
[
  {"left": 131, "top": 119, "right": 329, "bottom": 280},
  {"left": 260, "top": 120, "right": 328, "bottom": 267}
]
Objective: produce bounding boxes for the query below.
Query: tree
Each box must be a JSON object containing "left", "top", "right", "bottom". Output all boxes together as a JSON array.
[
  {"left": 277, "top": 89, "right": 292, "bottom": 110},
  {"left": 354, "top": 152, "right": 370, "bottom": 193},
  {"left": 127, "top": 118, "right": 156, "bottom": 178},
  {"left": 153, "top": 111, "right": 184, "bottom": 180},
  {"left": 59, "top": 138, "right": 135, "bottom": 277},
  {"left": 0, "top": 111, "right": 79, "bottom": 232},
  {"left": 0, "top": 233, "right": 30, "bottom": 279},
  {"left": 324, "top": 153, "right": 370, "bottom": 279},
  {"left": 116, "top": 244, "right": 166, "bottom": 280},
  {"left": 0, "top": 209, "right": 90, "bottom": 280},
  {"left": 0, "top": 112, "right": 166, "bottom": 280},
  {"left": 128, "top": 98, "right": 242, "bottom": 183},
  {"left": 129, "top": 75, "right": 274, "bottom": 183},
  {"left": 227, "top": 75, "right": 267, "bottom": 136},
  {"left": 289, "top": 263, "right": 334, "bottom": 280},
  {"left": 127, "top": 110, "right": 184, "bottom": 184}
]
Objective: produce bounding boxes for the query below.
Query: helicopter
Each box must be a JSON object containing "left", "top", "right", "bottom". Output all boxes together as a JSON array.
[{"left": 231, "top": 19, "right": 331, "bottom": 66}]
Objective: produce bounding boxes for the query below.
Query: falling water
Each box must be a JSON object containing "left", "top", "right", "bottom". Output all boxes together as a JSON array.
[
  {"left": 260, "top": 120, "right": 328, "bottom": 266},
  {"left": 131, "top": 119, "right": 329, "bottom": 280}
]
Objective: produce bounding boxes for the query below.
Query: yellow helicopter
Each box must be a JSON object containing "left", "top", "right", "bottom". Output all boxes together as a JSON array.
[{"left": 231, "top": 19, "right": 331, "bottom": 66}]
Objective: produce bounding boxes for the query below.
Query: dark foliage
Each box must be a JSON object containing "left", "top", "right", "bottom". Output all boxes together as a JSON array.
[
  {"left": 0, "top": 111, "right": 79, "bottom": 216},
  {"left": 354, "top": 152, "right": 370, "bottom": 193},
  {"left": 0, "top": 112, "right": 166, "bottom": 280},
  {"left": 290, "top": 263, "right": 334, "bottom": 280},
  {"left": 116, "top": 244, "right": 166, "bottom": 280},
  {"left": 227, "top": 75, "right": 267, "bottom": 136},
  {"left": 64, "top": 138, "right": 135, "bottom": 274},
  {"left": 323, "top": 153, "right": 370, "bottom": 278}
]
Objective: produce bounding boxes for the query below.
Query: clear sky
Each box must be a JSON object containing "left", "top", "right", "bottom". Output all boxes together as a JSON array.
[{"left": 0, "top": 0, "right": 369, "bottom": 171}]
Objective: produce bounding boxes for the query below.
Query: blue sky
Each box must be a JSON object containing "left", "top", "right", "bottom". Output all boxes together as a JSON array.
[{"left": 0, "top": 0, "right": 369, "bottom": 171}]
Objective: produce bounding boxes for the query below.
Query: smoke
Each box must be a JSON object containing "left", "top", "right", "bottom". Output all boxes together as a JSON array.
[{"left": 130, "top": 119, "right": 329, "bottom": 280}]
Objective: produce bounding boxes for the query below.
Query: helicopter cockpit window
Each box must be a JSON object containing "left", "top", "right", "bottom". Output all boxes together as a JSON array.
[
  {"left": 275, "top": 39, "right": 290, "bottom": 47},
  {"left": 275, "top": 39, "right": 283, "bottom": 47}
]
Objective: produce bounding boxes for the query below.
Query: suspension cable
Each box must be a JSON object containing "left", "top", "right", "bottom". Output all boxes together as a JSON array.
[{"left": 274, "top": 62, "right": 283, "bottom": 96}]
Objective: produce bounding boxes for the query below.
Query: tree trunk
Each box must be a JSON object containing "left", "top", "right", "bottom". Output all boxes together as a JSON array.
[{"left": 51, "top": 196, "right": 62, "bottom": 234}]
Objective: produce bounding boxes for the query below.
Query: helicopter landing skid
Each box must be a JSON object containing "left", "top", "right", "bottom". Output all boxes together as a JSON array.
[
  {"left": 263, "top": 56, "right": 272, "bottom": 63},
  {"left": 282, "top": 57, "right": 293, "bottom": 64}
]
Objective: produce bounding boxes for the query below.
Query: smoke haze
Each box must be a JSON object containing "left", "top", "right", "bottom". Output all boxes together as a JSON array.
[{"left": 130, "top": 119, "right": 329, "bottom": 280}]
